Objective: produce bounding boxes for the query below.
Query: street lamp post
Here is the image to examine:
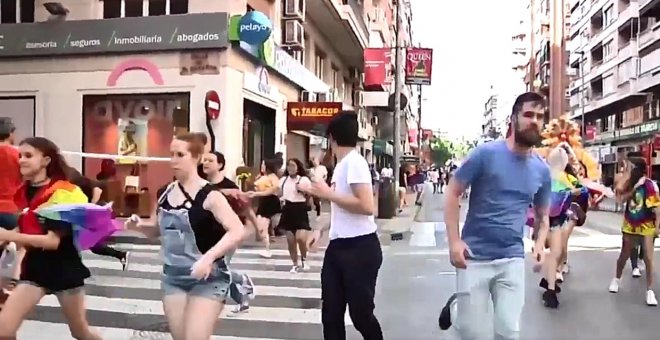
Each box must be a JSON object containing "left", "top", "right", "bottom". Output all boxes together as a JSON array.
[
  {"left": 417, "top": 85, "right": 422, "bottom": 157},
  {"left": 393, "top": 0, "right": 402, "bottom": 189},
  {"left": 578, "top": 51, "right": 586, "bottom": 136}
]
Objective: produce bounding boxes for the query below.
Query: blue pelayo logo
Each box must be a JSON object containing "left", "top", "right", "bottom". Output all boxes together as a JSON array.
[{"left": 238, "top": 11, "right": 272, "bottom": 46}]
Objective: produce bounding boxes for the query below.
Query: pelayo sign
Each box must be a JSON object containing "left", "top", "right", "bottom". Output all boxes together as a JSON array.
[
  {"left": 0, "top": 13, "right": 229, "bottom": 58},
  {"left": 238, "top": 11, "right": 272, "bottom": 45}
]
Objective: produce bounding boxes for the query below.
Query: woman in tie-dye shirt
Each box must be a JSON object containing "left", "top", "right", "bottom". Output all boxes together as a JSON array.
[{"left": 609, "top": 157, "right": 660, "bottom": 306}]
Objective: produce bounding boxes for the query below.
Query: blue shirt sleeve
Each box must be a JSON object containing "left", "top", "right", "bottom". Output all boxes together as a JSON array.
[
  {"left": 533, "top": 163, "right": 551, "bottom": 208},
  {"left": 454, "top": 146, "right": 485, "bottom": 187}
]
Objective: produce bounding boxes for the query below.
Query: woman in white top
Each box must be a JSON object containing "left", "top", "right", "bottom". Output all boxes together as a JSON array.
[
  {"left": 310, "top": 157, "right": 328, "bottom": 217},
  {"left": 278, "top": 158, "right": 313, "bottom": 273}
]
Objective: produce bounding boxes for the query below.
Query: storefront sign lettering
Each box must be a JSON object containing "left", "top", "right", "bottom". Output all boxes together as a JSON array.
[
  {"left": 0, "top": 13, "right": 229, "bottom": 58},
  {"left": 274, "top": 49, "right": 329, "bottom": 93},
  {"left": 287, "top": 102, "right": 343, "bottom": 132},
  {"left": 290, "top": 106, "right": 340, "bottom": 117},
  {"left": 91, "top": 99, "right": 182, "bottom": 121}
]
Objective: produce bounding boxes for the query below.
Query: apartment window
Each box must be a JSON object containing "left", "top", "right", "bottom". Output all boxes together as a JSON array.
[
  {"left": 315, "top": 49, "right": 325, "bottom": 80},
  {"left": 102, "top": 0, "right": 187, "bottom": 18},
  {"left": 603, "top": 40, "right": 613, "bottom": 60},
  {"left": 1, "top": 0, "right": 16, "bottom": 23},
  {"left": 603, "top": 5, "right": 614, "bottom": 26}
]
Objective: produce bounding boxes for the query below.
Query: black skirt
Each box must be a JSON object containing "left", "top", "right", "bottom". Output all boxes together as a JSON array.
[
  {"left": 278, "top": 201, "right": 311, "bottom": 232},
  {"left": 256, "top": 195, "right": 281, "bottom": 218}
]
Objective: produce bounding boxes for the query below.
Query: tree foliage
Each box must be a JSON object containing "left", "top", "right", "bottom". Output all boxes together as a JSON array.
[{"left": 429, "top": 138, "right": 453, "bottom": 166}]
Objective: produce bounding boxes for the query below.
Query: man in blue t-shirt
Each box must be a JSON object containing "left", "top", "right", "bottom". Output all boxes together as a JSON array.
[{"left": 443, "top": 92, "right": 551, "bottom": 340}]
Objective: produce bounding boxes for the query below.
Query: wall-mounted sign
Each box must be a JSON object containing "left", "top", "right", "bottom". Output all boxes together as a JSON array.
[
  {"left": 180, "top": 51, "right": 221, "bottom": 76},
  {"left": 274, "top": 49, "right": 329, "bottom": 93},
  {"left": 0, "top": 13, "right": 229, "bottom": 58},
  {"left": 238, "top": 11, "right": 272, "bottom": 45},
  {"left": 256, "top": 66, "right": 272, "bottom": 94},
  {"left": 591, "top": 120, "right": 660, "bottom": 143},
  {"left": 405, "top": 48, "right": 433, "bottom": 85},
  {"left": 287, "top": 102, "right": 343, "bottom": 132},
  {"left": 363, "top": 48, "right": 393, "bottom": 89}
]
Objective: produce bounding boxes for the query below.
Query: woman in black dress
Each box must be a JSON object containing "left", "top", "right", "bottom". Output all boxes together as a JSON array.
[{"left": 0, "top": 137, "right": 100, "bottom": 339}]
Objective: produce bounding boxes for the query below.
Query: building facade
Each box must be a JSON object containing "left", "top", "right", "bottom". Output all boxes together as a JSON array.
[
  {"left": 565, "top": 0, "right": 660, "bottom": 181},
  {"left": 0, "top": 0, "right": 383, "bottom": 203}
]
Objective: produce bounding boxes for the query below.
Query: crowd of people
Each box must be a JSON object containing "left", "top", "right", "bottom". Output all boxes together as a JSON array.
[{"left": 0, "top": 112, "right": 385, "bottom": 340}]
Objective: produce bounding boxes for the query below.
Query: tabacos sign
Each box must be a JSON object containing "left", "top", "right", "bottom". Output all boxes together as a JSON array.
[
  {"left": 237, "top": 11, "right": 272, "bottom": 45},
  {"left": 287, "top": 102, "right": 343, "bottom": 131}
]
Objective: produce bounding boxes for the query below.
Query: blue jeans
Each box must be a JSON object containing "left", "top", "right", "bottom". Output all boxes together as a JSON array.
[{"left": 453, "top": 258, "right": 525, "bottom": 340}]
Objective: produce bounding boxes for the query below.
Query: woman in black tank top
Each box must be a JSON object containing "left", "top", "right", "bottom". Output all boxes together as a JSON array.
[{"left": 125, "top": 133, "right": 245, "bottom": 340}]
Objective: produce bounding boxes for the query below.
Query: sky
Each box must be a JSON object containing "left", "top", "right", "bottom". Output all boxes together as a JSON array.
[{"left": 410, "top": 0, "right": 521, "bottom": 140}]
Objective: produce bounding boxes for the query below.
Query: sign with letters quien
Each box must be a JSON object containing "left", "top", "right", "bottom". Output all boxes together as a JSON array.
[{"left": 0, "top": 13, "right": 230, "bottom": 58}]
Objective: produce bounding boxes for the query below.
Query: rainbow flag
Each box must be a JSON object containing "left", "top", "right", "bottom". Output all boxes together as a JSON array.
[{"left": 33, "top": 183, "right": 120, "bottom": 251}]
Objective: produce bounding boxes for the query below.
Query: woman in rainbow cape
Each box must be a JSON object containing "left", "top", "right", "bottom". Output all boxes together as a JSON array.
[
  {"left": 608, "top": 157, "right": 660, "bottom": 306},
  {"left": 529, "top": 116, "right": 613, "bottom": 308},
  {"left": 0, "top": 137, "right": 118, "bottom": 339}
]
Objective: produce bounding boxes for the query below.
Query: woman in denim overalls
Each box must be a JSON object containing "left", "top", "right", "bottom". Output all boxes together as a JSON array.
[{"left": 127, "top": 133, "right": 245, "bottom": 340}]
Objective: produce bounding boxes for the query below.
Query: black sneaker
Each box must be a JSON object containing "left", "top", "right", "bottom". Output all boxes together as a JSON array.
[
  {"left": 438, "top": 293, "right": 457, "bottom": 330},
  {"left": 120, "top": 251, "right": 131, "bottom": 271},
  {"left": 542, "top": 289, "right": 559, "bottom": 308},
  {"left": 539, "top": 278, "right": 561, "bottom": 293}
]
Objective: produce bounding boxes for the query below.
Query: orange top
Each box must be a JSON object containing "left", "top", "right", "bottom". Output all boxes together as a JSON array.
[{"left": 0, "top": 145, "right": 20, "bottom": 213}]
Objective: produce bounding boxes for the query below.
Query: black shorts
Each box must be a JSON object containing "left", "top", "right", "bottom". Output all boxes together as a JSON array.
[{"left": 278, "top": 201, "right": 311, "bottom": 232}]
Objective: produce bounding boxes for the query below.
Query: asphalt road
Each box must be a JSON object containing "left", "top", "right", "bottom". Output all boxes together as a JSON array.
[{"left": 373, "top": 191, "right": 660, "bottom": 340}]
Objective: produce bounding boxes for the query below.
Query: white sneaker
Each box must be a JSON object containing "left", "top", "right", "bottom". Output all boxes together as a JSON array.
[
  {"left": 646, "top": 290, "right": 658, "bottom": 306},
  {"left": 301, "top": 261, "right": 310, "bottom": 271},
  {"left": 632, "top": 268, "right": 642, "bottom": 278},
  {"left": 260, "top": 250, "right": 272, "bottom": 259},
  {"left": 562, "top": 263, "right": 570, "bottom": 274},
  {"left": 556, "top": 272, "right": 564, "bottom": 283},
  {"left": 609, "top": 278, "right": 620, "bottom": 293},
  {"left": 289, "top": 265, "right": 299, "bottom": 273}
]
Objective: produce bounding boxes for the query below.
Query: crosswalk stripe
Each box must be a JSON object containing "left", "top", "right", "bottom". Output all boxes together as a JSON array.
[
  {"left": 16, "top": 239, "right": 344, "bottom": 339},
  {"left": 19, "top": 321, "right": 288, "bottom": 340}
]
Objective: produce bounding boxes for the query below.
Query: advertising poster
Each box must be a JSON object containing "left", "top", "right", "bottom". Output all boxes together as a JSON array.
[
  {"left": 405, "top": 48, "right": 434, "bottom": 85},
  {"left": 117, "top": 118, "right": 148, "bottom": 164},
  {"left": 363, "top": 48, "right": 393, "bottom": 87}
]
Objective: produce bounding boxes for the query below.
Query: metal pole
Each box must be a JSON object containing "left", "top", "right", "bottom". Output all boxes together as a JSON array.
[
  {"left": 579, "top": 52, "right": 585, "bottom": 136},
  {"left": 417, "top": 85, "right": 422, "bottom": 158},
  {"left": 393, "top": 0, "right": 402, "bottom": 189},
  {"left": 549, "top": 0, "right": 566, "bottom": 119},
  {"left": 529, "top": 0, "right": 536, "bottom": 91}
]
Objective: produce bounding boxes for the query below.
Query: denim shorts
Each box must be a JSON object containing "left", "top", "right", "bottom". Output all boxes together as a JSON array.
[{"left": 161, "top": 263, "right": 231, "bottom": 302}]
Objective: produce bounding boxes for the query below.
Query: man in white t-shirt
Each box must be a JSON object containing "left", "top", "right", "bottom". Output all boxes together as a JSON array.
[{"left": 300, "top": 111, "right": 383, "bottom": 340}]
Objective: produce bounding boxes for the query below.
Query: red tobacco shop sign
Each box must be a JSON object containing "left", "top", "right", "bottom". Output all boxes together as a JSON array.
[{"left": 287, "top": 102, "right": 343, "bottom": 131}]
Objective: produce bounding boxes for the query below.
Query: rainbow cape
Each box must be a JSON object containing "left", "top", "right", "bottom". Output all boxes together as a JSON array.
[
  {"left": 550, "top": 176, "right": 573, "bottom": 218},
  {"left": 32, "top": 181, "right": 120, "bottom": 251}
]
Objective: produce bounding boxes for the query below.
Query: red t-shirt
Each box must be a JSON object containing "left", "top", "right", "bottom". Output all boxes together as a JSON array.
[{"left": 0, "top": 145, "right": 20, "bottom": 213}]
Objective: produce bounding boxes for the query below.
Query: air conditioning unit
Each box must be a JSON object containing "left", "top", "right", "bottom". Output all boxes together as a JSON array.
[
  {"left": 283, "top": 20, "right": 304, "bottom": 50},
  {"left": 284, "top": 0, "right": 305, "bottom": 21},
  {"left": 317, "top": 92, "right": 329, "bottom": 102},
  {"left": 301, "top": 91, "right": 316, "bottom": 102}
]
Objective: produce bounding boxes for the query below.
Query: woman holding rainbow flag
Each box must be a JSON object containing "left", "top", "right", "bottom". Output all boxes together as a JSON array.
[{"left": 0, "top": 137, "right": 118, "bottom": 339}]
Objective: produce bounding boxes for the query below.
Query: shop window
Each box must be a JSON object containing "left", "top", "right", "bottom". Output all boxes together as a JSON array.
[
  {"left": 0, "top": 97, "right": 35, "bottom": 142},
  {"left": 315, "top": 49, "right": 325, "bottom": 80},
  {"left": 81, "top": 93, "right": 190, "bottom": 216},
  {"left": 170, "top": 0, "right": 188, "bottom": 14},
  {"left": 148, "top": 0, "right": 166, "bottom": 16},
  {"left": 124, "top": 0, "right": 143, "bottom": 17},
  {"left": 103, "top": 0, "right": 121, "bottom": 18},
  {"left": 1, "top": 0, "right": 16, "bottom": 23}
]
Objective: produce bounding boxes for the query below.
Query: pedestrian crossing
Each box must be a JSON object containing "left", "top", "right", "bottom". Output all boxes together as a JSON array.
[{"left": 16, "top": 239, "right": 356, "bottom": 340}]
